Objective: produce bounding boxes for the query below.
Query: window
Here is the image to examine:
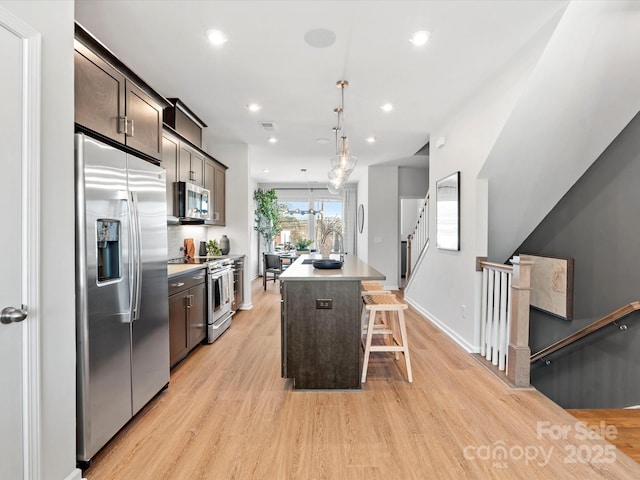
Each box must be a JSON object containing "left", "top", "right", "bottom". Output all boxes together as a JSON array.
[
  {"left": 264, "top": 185, "right": 356, "bottom": 255},
  {"left": 275, "top": 190, "right": 343, "bottom": 250}
]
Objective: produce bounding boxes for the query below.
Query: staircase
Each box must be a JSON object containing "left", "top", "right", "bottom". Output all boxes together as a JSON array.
[
  {"left": 529, "top": 303, "right": 640, "bottom": 410},
  {"left": 404, "top": 192, "right": 429, "bottom": 284}
]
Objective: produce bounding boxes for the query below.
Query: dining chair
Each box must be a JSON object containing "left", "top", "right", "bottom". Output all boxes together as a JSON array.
[{"left": 263, "top": 253, "right": 283, "bottom": 290}]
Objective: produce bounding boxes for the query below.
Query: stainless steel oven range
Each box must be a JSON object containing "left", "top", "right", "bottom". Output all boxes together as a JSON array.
[{"left": 206, "top": 259, "right": 234, "bottom": 342}]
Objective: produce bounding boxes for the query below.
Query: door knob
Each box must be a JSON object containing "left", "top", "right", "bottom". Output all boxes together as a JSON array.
[{"left": 1, "top": 306, "right": 28, "bottom": 325}]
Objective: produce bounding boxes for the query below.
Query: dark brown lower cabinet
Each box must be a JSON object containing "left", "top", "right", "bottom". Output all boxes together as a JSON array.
[
  {"left": 168, "top": 270, "right": 207, "bottom": 368},
  {"left": 281, "top": 279, "right": 362, "bottom": 389}
]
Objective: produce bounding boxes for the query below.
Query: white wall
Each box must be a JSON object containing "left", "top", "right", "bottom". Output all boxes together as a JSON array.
[
  {"left": 400, "top": 199, "right": 423, "bottom": 237},
  {"left": 482, "top": 0, "right": 640, "bottom": 261},
  {"left": 206, "top": 142, "right": 253, "bottom": 309},
  {"left": 367, "top": 166, "right": 399, "bottom": 289},
  {"left": 398, "top": 166, "right": 429, "bottom": 242},
  {"left": 1, "top": 1, "right": 79, "bottom": 479},
  {"left": 398, "top": 166, "right": 428, "bottom": 198},
  {"left": 356, "top": 174, "right": 369, "bottom": 261},
  {"left": 404, "top": 8, "right": 560, "bottom": 351}
]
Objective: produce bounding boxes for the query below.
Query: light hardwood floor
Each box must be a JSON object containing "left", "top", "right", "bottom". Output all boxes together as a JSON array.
[
  {"left": 83, "top": 279, "right": 640, "bottom": 479},
  {"left": 568, "top": 409, "right": 640, "bottom": 463}
]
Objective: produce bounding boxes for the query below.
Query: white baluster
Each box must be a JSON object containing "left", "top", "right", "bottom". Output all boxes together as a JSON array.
[
  {"left": 480, "top": 267, "right": 488, "bottom": 357},
  {"left": 498, "top": 271, "right": 508, "bottom": 371},
  {"left": 491, "top": 271, "right": 501, "bottom": 365},
  {"left": 486, "top": 269, "right": 495, "bottom": 361}
]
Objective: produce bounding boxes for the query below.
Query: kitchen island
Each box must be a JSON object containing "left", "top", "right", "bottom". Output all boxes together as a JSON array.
[{"left": 280, "top": 254, "right": 385, "bottom": 389}]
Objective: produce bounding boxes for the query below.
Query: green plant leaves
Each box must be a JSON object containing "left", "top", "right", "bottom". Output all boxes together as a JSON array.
[{"left": 253, "top": 188, "right": 285, "bottom": 248}]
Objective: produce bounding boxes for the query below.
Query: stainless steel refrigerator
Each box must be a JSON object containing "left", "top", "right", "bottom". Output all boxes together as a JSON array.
[{"left": 75, "top": 133, "right": 169, "bottom": 464}]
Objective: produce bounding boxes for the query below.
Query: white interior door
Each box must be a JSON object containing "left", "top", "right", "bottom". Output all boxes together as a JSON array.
[
  {"left": 0, "top": 19, "right": 26, "bottom": 479},
  {"left": 0, "top": 8, "right": 41, "bottom": 479}
]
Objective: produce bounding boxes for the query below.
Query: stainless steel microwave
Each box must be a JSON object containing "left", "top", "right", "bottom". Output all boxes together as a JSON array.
[{"left": 174, "top": 181, "right": 210, "bottom": 222}]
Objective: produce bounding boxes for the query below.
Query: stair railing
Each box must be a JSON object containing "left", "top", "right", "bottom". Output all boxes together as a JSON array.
[
  {"left": 477, "top": 255, "right": 534, "bottom": 387},
  {"left": 530, "top": 301, "right": 640, "bottom": 364},
  {"left": 406, "top": 193, "right": 429, "bottom": 281},
  {"left": 479, "top": 260, "right": 512, "bottom": 372}
]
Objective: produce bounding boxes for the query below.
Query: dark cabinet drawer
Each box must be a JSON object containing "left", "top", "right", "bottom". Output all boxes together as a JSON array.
[{"left": 168, "top": 269, "right": 207, "bottom": 296}]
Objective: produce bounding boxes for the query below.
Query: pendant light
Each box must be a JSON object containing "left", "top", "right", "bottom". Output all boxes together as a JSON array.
[{"left": 327, "top": 80, "right": 356, "bottom": 194}]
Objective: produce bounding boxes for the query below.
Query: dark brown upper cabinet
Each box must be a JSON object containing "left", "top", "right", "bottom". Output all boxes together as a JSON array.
[
  {"left": 178, "top": 143, "right": 205, "bottom": 187},
  {"left": 74, "top": 23, "right": 169, "bottom": 162},
  {"left": 164, "top": 98, "right": 207, "bottom": 148}
]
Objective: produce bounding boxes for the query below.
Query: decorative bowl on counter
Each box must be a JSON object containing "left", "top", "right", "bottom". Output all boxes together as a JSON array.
[{"left": 312, "top": 259, "right": 343, "bottom": 270}]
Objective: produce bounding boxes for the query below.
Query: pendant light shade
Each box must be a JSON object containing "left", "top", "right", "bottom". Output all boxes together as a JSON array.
[{"left": 326, "top": 80, "right": 355, "bottom": 194}]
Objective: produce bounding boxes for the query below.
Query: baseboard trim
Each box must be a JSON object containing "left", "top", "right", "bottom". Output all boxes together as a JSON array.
[
  {"left": 63, "top": 468, "right": 84, "bottom": 480},
  {"left": 471, "top": 353, "right": 536, "bottom": 390},
  {"left": 403, "top": 296, "right": 477, "bottom": 353}
]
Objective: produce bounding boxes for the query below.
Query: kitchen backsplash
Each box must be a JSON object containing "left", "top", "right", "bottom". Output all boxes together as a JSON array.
[{"left": 167, "top": 225, "right": 210, "bottom": 259}]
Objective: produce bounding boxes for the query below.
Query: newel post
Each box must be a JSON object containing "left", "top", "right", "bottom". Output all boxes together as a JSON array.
[{"left": 507, "top": 255, "right": 534, "bottom": 387}]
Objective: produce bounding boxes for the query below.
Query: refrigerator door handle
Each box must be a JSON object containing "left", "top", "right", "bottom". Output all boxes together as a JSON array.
[{"left": 128, "top": 191, "right": 143, "bottom": 321}]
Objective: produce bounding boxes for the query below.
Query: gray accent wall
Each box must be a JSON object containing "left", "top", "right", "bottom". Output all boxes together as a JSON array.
[{"left": 517, "top": 111, "right": 640, "bottom": 408}]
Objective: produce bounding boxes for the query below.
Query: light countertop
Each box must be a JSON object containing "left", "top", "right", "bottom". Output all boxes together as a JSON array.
[
  {"left": 279, "top": 254, "right": 385, "bottom": 282},
  {"left": 167, "top": 263, "right": 207, "bottom": 278},
  {"left": 167, "top": 254, "right": 245, "bottom": 278}
]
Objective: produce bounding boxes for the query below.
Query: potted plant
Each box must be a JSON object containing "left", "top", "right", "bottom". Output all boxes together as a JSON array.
[
  {"left": 253, "top": 188, "right": 284, "bottom": 253},
  {"left": 294, "top": 238, "right": 313, "bottom": 252},
  {"left": 206, "top": 239, "right": 221, "bottom": 256},
  {"left": 316, "top": 216, "right": 342, "bottom": 258}
]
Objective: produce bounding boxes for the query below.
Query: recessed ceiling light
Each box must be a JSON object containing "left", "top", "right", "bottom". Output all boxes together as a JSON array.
[
  {"left": 315, "top": 137, "right": 331, "bottom": 145},
  {"left": 263, "top": 169, "right": 270, "bottom": 173},
  {"left": 366, "top": 136, "right": 376, "bottom": 143},
  {"left": 268, "top": 136, "right": 278, "bottom": 144},
  {"left": 247, "top": 103, "right": 262, "bottom": 112},
  {"left": 409, "top": 30, "right": 430, "bottom": 47},
  {"left": 380, "top": 103, "right": 393, "bottom": 112},
  {"left": 207, "top": 29, "right": 228, "bottom": 46}
]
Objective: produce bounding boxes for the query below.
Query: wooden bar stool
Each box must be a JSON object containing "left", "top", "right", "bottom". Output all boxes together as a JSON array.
[
  {"left": 360, "top": 293, "right": 412, "bottom": 383},
  {"left": 361, "top": 281, "right": 384, "bottom": 291},
  {"left": 360, "top": 281, "right": 391, "bottom": 296}
]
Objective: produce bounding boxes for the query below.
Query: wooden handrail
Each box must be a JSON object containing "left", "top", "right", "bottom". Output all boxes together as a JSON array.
[
  {"left": 530, "top": 301, "right": 640, "bottom": 363},
  {"left": 478, "top": 260, "right": 513, "bottom": 274}
]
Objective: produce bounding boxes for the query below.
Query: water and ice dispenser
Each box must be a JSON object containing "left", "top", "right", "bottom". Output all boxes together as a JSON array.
[{"left": 96, "top": 219, "right": 121, "bottom": 282}]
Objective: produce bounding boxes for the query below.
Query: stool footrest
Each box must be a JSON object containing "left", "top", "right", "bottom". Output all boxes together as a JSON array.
[
  {"left": 369, "top": 345, "right": 406, "bottom": 352},
  {"left": 362, "top": 327, "right": 393, "bottom": 335}
]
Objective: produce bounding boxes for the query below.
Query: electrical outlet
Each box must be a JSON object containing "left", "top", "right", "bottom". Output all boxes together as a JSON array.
[
  {"left": 461, "top": 304, "right": 466, "bottom": 319},
  {"left": 316, "top": 299, "right": 333, "bottom": 309}
]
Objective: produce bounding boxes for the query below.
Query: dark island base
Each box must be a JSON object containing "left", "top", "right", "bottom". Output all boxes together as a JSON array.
[{"left": 281, "top": 280, "right": 363, "bottom": 390}]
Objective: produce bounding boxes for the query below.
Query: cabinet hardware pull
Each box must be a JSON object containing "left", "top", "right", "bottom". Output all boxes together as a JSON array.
[
  {"left": 171, "top": 282, "right": 185, "bottom": 288},
  {"left": 127, "top": 118, "right": 134, "bottom": 137},
  {"left": 118, "top": 116, "right": 128, "bottom": 135}
]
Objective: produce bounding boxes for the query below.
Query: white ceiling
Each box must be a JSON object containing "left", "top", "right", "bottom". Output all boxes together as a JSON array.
[{"left": 75, "top": 0, "right": 566, "bottom": 184}]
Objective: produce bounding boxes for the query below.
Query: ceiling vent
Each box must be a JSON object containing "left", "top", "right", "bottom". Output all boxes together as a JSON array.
[{"left": 259, "top": 121, "right": 277, "bottom": 132}]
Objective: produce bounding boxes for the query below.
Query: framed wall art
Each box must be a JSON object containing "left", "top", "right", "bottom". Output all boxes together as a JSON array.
[{"left": 527, "top": 254, "right": 574, "bottom": 320}]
